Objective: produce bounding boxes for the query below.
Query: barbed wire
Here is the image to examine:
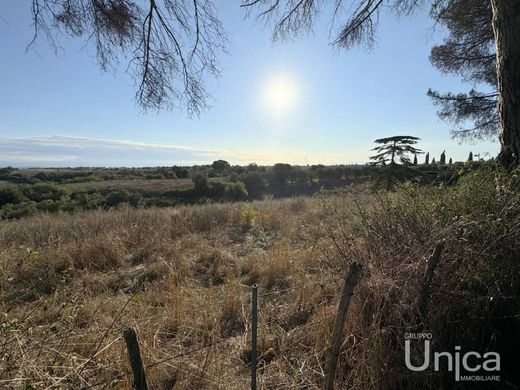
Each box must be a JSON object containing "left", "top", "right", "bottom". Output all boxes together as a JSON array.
[
  {"left": 9, "top": 280, "right": 517, "bottom": 389},
  {"left": 79, "top": 296, "right": 338, "bottom": 388},
  {"left": 2, "top": 289, "right": 340, "bottom": 386}
]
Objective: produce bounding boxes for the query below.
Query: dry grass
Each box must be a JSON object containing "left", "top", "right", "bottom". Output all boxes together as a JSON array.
[
  {"left": 1, "top": 174, "right": 519, "bottom": 389},
  {"left": 0, "top": 196, "right": 342, "bottom": 389},
  {"left": 63, "top": 177, "right": 226, "bottom": 196}
]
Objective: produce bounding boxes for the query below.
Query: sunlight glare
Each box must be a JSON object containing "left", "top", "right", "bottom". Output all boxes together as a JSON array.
[{"left": 262, "top": 75, "right": 299, "bottom": 116}]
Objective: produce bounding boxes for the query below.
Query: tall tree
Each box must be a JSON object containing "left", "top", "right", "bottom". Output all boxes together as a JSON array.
[
  {"left": 370, "top": 136, "right": 422, "bottom": 166},
  {"left": 27, "top": 0, "right": 227, "bottom": 114},
  {"left": 425, "top": 152, "right": 430, "bottom": 165},
  {"left": 369, "top": 135, "right": 422, "bottom": 189},
  {"left": 491, "top": 0, "right": 520, "bottom": 167},
  {"left": 211, "top": 160, "right": 230, "bottom": 172},
  {"left": 440, "top": 150, "right": 446, "bottom": 165},
  {"left": 242, "top": 0, "right": 520, "bottom": 167}
]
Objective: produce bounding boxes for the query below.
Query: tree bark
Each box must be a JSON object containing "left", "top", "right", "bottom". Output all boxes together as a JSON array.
[{"left": 491, "top": 0, "right": 520, "bottom": 168}]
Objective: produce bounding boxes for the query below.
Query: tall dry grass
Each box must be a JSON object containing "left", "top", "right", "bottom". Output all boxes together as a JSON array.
[{"left": 1, "top": 171, "right": 519, "bottom": 389}]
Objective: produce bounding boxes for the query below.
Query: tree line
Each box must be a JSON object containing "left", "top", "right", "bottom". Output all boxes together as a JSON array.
[{"left": 0, "top": 151, "right": 484, "bottom": 219}]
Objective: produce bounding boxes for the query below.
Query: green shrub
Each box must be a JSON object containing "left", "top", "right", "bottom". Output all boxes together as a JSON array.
[
  {"left": 239, "top": 204, "right": 257, "bottom": 228},
  {"left": 145, "top": 173, "right": 165, "bottom": 179},
  {"left": 192, "top": 172, "right": 208, "bottom": 193},
  {"left": 103, "top": 190, "right": 142, "bottom": 208},
  {"left": 207, "top": 181, "right": 226, "bottom": 198},
  {"left": 72, "top": 192, "right": 103, "bottom": 210},
  {"left": 240, "top": 171, "right": 267, "bottom": 198},
  {"left": 330, "top": 166, "right": 520, "bottom": 389},
  {"left": 23, "top": 183, "right": 69, "bottom": 202},
  {"left": 0, "top": 201, "right": 38, "bottom": 219},
  {"left": 225, "top": 181, "right": 248, "bottom": 200},
  {"left": 36, "top": 199, "right": 63, "bottom": 213},
  {"left": 0, "top": 186, "right": 27, "bottom": 207}
]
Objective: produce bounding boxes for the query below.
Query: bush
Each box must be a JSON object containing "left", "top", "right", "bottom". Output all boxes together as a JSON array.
[
  {"left": 156, "top": 167, "right": 177, "bottom": 179},
  {"left": 36, "top": 199, "right": 63, "bottom": 213},
  {"left": 103, "top": 190, "right": 142, "bottom": 208},
  {"left": 327, "top": 166, "right": 520, "bottom": 388},
  {"left": 172, "top": 167, "right": 189, "bottom": 178},
  {"left": 0, "top": 201, "right": 38, "bottom": 219},
  {"left": 192, "top": 172, "right": 208, "bottom": 194},
  {"left": 145, "top": 173, "right": 165, "bottom": 179},
  {"left": 23, "top": 183, "right": 69, "bottom": 202},
  {"left": 72, "top": 192, "right": 103, "bottom": 210},
  {"left": 225, "top": 181, "right": 248, "bottom": 200},
  {"left": 0, "top": 186, "right": 27, "bottom": 207},
  {"left": 240, "top": 171, "right": 267, "bottom": 198},
  {"left": 207, "top": 181, "right": 226, "bottom": 198},
  {"left": 239, "top": 204, "right": 257, "bottom": 228},
  {"left": 272, "top": 163, "right": 292, "bottom": 185}
]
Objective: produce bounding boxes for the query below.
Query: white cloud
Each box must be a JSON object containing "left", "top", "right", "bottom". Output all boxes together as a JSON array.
[
  {"left": 0, "top": 136, "right": 231, "bottom": 167},
  {"left": 0, "top": 135, "right": 368, "bottom": 167}
]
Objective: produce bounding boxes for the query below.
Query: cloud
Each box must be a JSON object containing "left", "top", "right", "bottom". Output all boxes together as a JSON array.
[
  {"left": 0, "top": 135, "right": 239, "bottom": 167},
  {"left": 0, "top": 135, "right": 368, "bottom": 167}
]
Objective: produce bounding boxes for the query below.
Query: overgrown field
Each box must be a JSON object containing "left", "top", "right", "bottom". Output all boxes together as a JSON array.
[{"left": 1, "top": 169, "right": 519, "bottom": 389}]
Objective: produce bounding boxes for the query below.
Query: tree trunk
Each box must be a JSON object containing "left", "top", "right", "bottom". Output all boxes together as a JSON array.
[{"left": 491, "top": 0, "right": 520, "bottom": 168}]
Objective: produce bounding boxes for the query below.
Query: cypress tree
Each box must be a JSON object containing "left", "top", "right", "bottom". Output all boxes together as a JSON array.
[{"left": 440, "top": 150, "right": 446, "bottom": 165}]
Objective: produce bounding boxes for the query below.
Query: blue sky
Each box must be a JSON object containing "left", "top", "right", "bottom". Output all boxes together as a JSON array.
[{"left": 0, "top": 1, "right": 498, "bottom": 167}]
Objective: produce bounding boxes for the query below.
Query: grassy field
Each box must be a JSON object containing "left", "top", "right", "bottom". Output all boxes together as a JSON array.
[
  {"left": 63, "top": 177, "right": 226, "bottom": 196},
  {"left": 1, "top": 170, "right": 519, "bottom": 389}
]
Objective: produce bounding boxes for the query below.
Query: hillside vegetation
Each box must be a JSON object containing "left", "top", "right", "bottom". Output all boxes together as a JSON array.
[
  {"left": 0, "top": 167, "right": 519, "bottom": 389},
  {"left": 0, "top": 160, "right": 469, "bottom": 219}
]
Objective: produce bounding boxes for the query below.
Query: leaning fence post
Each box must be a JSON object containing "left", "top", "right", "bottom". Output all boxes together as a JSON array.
[
  {"left": 418, "top": 240, "right": 445, "bottom": 320},
  {"left": 123, "top": 328, "right": 148, "bottom": 390},
  {"left": 324, "top": 262, "right": 362, "bottom": 390},
  {"left": 251, "top": 284, "right": 258, "bottom": 390}
]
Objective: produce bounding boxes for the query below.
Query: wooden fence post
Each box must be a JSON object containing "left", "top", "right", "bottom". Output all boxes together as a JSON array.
[
  {"left": 123, "top": 328, "right": 148, "bottom": 390},
  {"left": 251, "top": 284, "right": 258, "bottom": 390},
  {"left": 324, "top": 262, "right": 362, "bottom": 390},
  {"left": 418, "top": 240, "right": 445, "bottom": 320}
]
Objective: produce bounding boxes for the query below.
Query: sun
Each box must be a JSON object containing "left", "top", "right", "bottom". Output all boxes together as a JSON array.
[{"left": 262, "top": 75, "right": 299, "bottom": 115}]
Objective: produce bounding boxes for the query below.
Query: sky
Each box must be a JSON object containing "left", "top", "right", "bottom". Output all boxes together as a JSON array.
[{"left": 0, "top": 1, "right": 498, "bottom": 167}]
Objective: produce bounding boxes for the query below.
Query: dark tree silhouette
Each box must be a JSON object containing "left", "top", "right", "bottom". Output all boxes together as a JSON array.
[
  {"left": 211, "top": 160, "right": 230, "bottom": 172},
  {"left": 370, "top": 136, "right": 422, "bottom": 166},
  {"left": 192, "top": 172, "right": 208, "bottom": 193},
  {"left": 425, "top": 152, "right": 430, "bottom": 165},
  {"left": 427, "top": 0, "right": 498, "bottom": 141},
  {"left": 440, "top": 150, "right": 446, "bottom": 165},
  {"left": 272, "top": 163, "right": 292, "bottom": 185},
  {"left": 28, "top": 0, "right": 227, "bottom": 114},
  {"left": 369, "top": 135, "right": 422, "bottom": 190}
]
